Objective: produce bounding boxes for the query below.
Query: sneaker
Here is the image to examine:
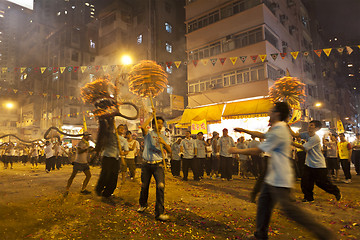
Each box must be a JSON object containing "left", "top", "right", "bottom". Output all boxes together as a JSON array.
[
  {"left": 45, "top": 170, "right": 50, "bottom": 173},
  {"left": 80, "top": 189, "right": 91, "bottom": 195},
  {"left": 137, "top": 206, "right": 147, "bottom": 213},
  {"left": 302, "top": 198, "right": 314, "bottom": 202},
  {"left": 156, "top": 214, "right": 169, "bottom": 221},
  {"left": 343, "top": 179, "right": 352, "bottom": 184},
  {"left": 335, "top": 192, "right": 342, "bottom": 201}
]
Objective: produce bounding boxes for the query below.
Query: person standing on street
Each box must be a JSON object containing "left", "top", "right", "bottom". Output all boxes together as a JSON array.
[
  {"left": 123, "top": 130, "right": 139, "bottom": 181},
  {"left": 195, "top": 132, "right": 207, "bottom": 179},
  {"left": 180, "top": 130, "right": 198, "bottom": 181},
  {"left": 137, "top": 115, "right": 171, "bottom": 221},
  {"left": 65, "top": 132, "right": 93, "bottom": 195},
  {"left": 338, "top": 133, "right": 352, "bottom": 183},
  {"left": 351, "top": 133, "right": 360, "bottom": 175},
  {"left": 219, "top": 128, "right": 235, "bottom": 181},
  {"left": 44, "top": 140, "right": 55, "bottom": 173},
  {"left": 170, "top": 138, "right": 182, "bottom": 177},
  {"left": 229, "top": 102, "right": 336, "bottom": 240}
]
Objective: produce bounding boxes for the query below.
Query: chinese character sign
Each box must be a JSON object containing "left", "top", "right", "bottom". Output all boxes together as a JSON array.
[{"left": 191, "top": 119, "right": 207, "bottom": 135}]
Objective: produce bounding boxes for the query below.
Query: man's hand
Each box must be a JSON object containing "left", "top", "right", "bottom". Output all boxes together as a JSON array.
[
  {"left": 158, "top": 137, "right": 166, "bottom": 145},
  {"left": 228, "top": 147, "right": 239, "bottom": 154}
]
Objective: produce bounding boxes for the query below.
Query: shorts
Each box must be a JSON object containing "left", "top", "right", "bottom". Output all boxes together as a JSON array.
[
  {"left": 73, "top": 162, "right": 90, "bottom": 172},
  {"left": 326, "top": 157, "right": 339, "bottom": 170}
]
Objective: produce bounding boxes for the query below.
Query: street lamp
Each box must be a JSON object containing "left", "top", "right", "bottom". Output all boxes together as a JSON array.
[
  {"left": 315, "top": 102, "right": 322, "bottom": 107},
  {"left": 121, "top": 54, "right": 133, "bottom": 66},
  {"left": 5, "top": 102, "right": 14, "bottom": 109}
]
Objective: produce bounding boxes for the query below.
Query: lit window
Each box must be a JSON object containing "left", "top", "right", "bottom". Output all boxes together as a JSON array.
[
  {"left": 166, "top": 65, "right": 172, "bottom": 74},
  {"left": 90, "top": 39, "right": 95, "bottom": 49},
  {"left": 348, "top": 63, "right": 353, "bottom": 67},
  {"left": 65, "top": 10, "right": 68, "bottom": 14},
  {"left": 166, "top": 42, "right": 172, "bottom": 53},
  {"left": 57, "top": 12, "right": 61, "bottom": 16},
  {"left": 165, "top": 22, "right": 172, "bottom": 33},
  {"left": 137, "top": 34, "right": 143, "bottom": 44},
  {"left": 349, "top": 74, "right": 354, "bottom": 77},
  {"left": 90, "top": 12, "right": 94, "bottom": 15},
  {"left": 167, "top": 85, "right": 173, "bottom": 94},
  {"left": 72, "top": 6, "right": 75, "bottom": 9},
  {"left": 90, "top": 4, "right": 94, "bottom": 7},
  {"left": 85, "top": 3, "right": 89, "bottom": 6}
]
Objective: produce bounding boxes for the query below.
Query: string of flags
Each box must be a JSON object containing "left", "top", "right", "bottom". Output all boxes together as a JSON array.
[
  {"left": 20, "top": 111, "right": 93, "bottom": 125},
  {"left": 0, "top": 45, "right": 358, "bottom": 72}
]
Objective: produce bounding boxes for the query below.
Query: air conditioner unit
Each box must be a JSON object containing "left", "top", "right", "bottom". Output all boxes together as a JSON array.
[
  {"left": 287, "top": 0, "right": 295, "bottom": 7},
  {"left": 280, "top": 14, "right": 288, "bottom": 21}
]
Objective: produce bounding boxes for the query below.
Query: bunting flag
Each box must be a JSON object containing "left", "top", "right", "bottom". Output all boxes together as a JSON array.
[
  {"left": 81, "top": 66, "right": 87, "bottom": 73},
  {"left": 48, "top": 67, "right": 52, "bottom": 72},
  {"left": 43, "top": 93, "right": 48, "bottom": 97},
  {"left": 110, "top": 65, "right": 117, "bottom": 71},
  {"left": 183, "top": 61, "right": 188, "bottom": 66},
  {"left": 21, "top": 67, "right": 26, "bottom": 73},
  {"left": 67, "top": 67, "right": 73, "bottom": 72},
  {"left": 270, "top": 53, "right": 278, "bottom": 61},
  {"left": 56, "top": 95, "right": 60, "bottom": 99},
  {"left": 60, "top": 67, "right": 66, "bottom": 73},
  {"left": 290, "top": 51, "right": 299, "bottom": 60},
  {"left": 13, "top": 89, "right": 18, "bottom": 93},
  {"left": 29, "top": 91, "right": 33, "bottom": 95},
  {"left": 88, "top": 66, "right": 92, "bottom": 70},
  {"left": 166, "top": 62, "right": 173, "bottom": 68},
  {"left": 239, "top": 56, "right": 247, "bottom": 63},
  {"left": 69, "top": 96, "right": 73, "bottom": 100},
  {"left": 102, "top": 65, "right": 108, "bottom": 72},
  {"left": 230, "top": 57, "right": 238, "bottom": 65},
  {"left": 346, "top": 46, "right": 353, "bottom": 55},
  {"left": 250, "top": 55, "right": 258, "bottom": 62},
  {"left": 201, "top": 59, "right": 208, "bottom": 66},
  {"left": 94, "top": 66, "right": 100, "bottom": 71},
  {"left": 192, "top": 60, "right": 198, "bottom": 67},
  {"left": 280, "top": 53, "right": 287, "bottom": 59},
  {"left": 41, "top": 67, "right": 46, "bottom": 74},
  {"left": 2, "top": 67, "right": 7, "bottom": 73},
  {"left": 358, "top": 45, "right": 360, "bottom": 49},
  {"left": 337, "top": 47, "right": 344, "bottom": 54},
  {"left": 259, "top": 55, "right": 267, "bottom": 62},
  {"left": 174, "top": 61, "right": 181, "bottom": 68},
  {"left": 303, "top": 51, "right": 309, "bottom": 57},
  {"left": 219, "top": 58, "right": 226, "bottom": 65},
  {"left": 210, "top": 58, "right": 217, "bottom": 66},
  {"left": 323, "top": 48, "right": 332, "bottom": 57},
  {"left": 314, "top": 49, "right": 322, "bottom": 57},
  {"left": 53, "top": 67, "right": 58, "bottom": 73}
]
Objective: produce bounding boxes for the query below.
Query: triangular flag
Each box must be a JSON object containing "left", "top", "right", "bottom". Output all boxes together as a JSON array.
[
  {"left": 314, "top": 49, "right": 322, "bottom": 57},
  {"left": 21, "top": 67, "right": 26, "bottom": 73},
  {"left": 174, "top": 61, "right": 181, "bottom": 68},
  {"left": 259, "top": 55, "right": 267, "bottom": 62},
  {"left": 81, "top": 66, "right": 87, "bottom": 73},
  {"left": 110, "top": 65, "right": 117, "bottom": 71},
  {"left": 166, "top": 62, "right": 173, "bottom": 67},
  {"left": 88, "top": 66, "right": 92, "bottom": 70},
  {"left": 337, "top": 48, "right": 344, "bottom": 54},
  {"left": 74, "top": 66, "right": 79, "bottom": 72},
  {"left": 290, "top": 51, "right": 299, "bottom": 60},
  {"left": 102, "top": 65, "right": 108, "bottom": 72},
  {"left": 27, "top": 67, "right": 32, "bottom": 72},
  {"left": 323, "top": 48, "right": 332, "bottom": 57},
  {"left": 29, "top": 91, "right": 33, "bottom": 95},
  {"left": 34, "top": 67, "right": 39, "bottom": 73},
  {"left": 239, "top": 56, "right": 247, "bottom": 63},
  {"left": 95, "top": 66, "right": 100, "bottom": 71},
  {"left": 60, "top": 67, "right": 66, "bottom": 73},
  {"left": 280, "top": 53, "right": 287, "bottom": 59},
  {"left": 219, "top": 58, "right": 226, "bottom": 65},
  {"left": 2, "top": 67, "right": 7, "bottom": 73},
  {"left": 201, "top": 59, "right": 208, "bottom": 66},
  {"left": 192, "top": 60, "right": 199, "bottom": 67},
  {"left": 346, "top": 46, "right": 353, "bottom": 55},
  {"left": 53, "top": 67, "right": 58, "bottom": 73},
  {"left": 358, "top": 45, "right": 360, "bottom": 49},
  {"left": 13, "top": 89, "right": 18, "bottom": 93},
  {"left": 43, "top": 93, "right": 48, "bottom": 97},
  {"left": 230, "top": 57, "right": 238, "bottom": 65},
  {"left": 69, "top": 96, "right": 73, "bottom": 100},
  {"left": 41, "top": 67, "right": 46, "bottom": 74},
  {"left": 250, "top": 55, "right": 258, "bottom": 62},
  {"left": 48, "top": 67, "right": 52, "bottom": 72},
  {"left": 183, "top": 61, "right": 188, "bottom": 66},
  {"left": 56, "top": 95, "right": 60, "bottom": 99},
  {"left": 270, "top": 53, "right": 278, "bottom": 61},
  {"left": 68, "top": 66, "right": 73, "bottom": 72},
  {"left": 210, "top": 58, "right": 217, "bottom": 66},
  {"left": 303, "top": 51, "right": 309, "bottom": 57}
]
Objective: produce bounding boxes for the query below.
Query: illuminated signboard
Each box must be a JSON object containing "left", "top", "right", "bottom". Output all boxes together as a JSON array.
[{"left": 6, "top": 0, "right": 34, "bottom": 10}]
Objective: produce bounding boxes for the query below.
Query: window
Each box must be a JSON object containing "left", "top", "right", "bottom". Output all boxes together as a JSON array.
[
  {"left": 166, "top": 65, "right": 172, "bottom": 74},
  {"left": 90, "top": 56, "right": 95, "bottom": 62},
  {"left": 167, "top": 85, "right": 173, "bottom": 94},
  {"left": 71, "top": 29, "right": 80, "bottom": 44},
  {"left": 90, "top": 39, "right": 96, "bottom": 49},
  {"left": 265, "top": 28, "right": 278, "bottom": 48},
  {"left": 101, "top": 13, "right": 116, "bottom": 28},
  {"left": 100, "top": 30, "right": 116, "bottom": 48},
  {"left": 70, "top": 108, "right": 77, "bottom": 118},
  {"left": 166, "top": 42, "right": 172, "bottom": 53},
  {"left": 137, "top": 34, "right": 143, "bottom": 44},
  {"left": 165, "top": 22, "right": 172, "bottom": 33},
  {"left": 71, "top": 51, "right": 79, "bottom": 62}
]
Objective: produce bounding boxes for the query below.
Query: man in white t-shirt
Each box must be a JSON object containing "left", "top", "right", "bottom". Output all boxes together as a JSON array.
[
  {"left": 229, "top": 102, "right": 335, "bottom": 240},
  {"left": 44, "top": 140, "right": 55, "bottom": 173},
  {"left": 122, "top": 131, "right": 140, "bottom": 181}
]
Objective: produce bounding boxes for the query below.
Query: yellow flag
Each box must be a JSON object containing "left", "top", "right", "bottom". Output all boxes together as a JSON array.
[
  {"left": 337, "top": 120, "right": 344, "bottom": 134},
  {"left": 290, "top": 51, "right": 299, "bottom": 60},
  {"left": 288, "top": 104, "right": 302, "bottom": 125},
  {"left": 41, "top": 67, "right": 46, "bottom": 74},
  {"left": 2, "top": 67, "right": 7, "bottom": 73},
  {"left": 230, "top": 57, "right": 238, "bottom": 65},
  {"left": 190, "top": 119, "right": 207, "bottom": 135},
  {"left": 83, "top": 113, "right": 87, "bottom": 131},
  {"left": 102, "top": 65, "right": 108, "bottom": 72},
  {"left": 81, "top": 66, "right": 87, "bottom": 73},
  {"left": 201, "top": 59, "right": 208, "bottom": 66},
  {"left": 323, "top": 48, "right": 332, "bottom": 57},
  {"left": 259, "top": 55, "right": 267, "bottom": 62},
  {"left": 21, "top": 67, "right": 26, "bottom": 73},
  {"left": 60, "top": 67, "right": 66, "bottom": 73},
  {"left": 174, "top": 61, "right": 181, "bottom": 68}
]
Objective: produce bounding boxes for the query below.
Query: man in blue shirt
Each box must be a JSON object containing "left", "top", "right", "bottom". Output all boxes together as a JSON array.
[
  {"left": 137, "top": 115, "right": 171, "bottom": 221},
  {"left": 290, "top": 120, "right": 341, "bottom": 202},
  {"left": 229, "top": 102, "right": 335, "bottom": 240}
]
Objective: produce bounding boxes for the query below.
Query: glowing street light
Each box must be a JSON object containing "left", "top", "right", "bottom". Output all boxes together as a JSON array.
[
  {"left": 315, "top": 102, "right": 322, "bottom": 107},
  {"left": 121, "top": 55, "right": 133, "bottom": 65},
  {"left": 5, "top": 102, "right": 14, "bottom": 109}
]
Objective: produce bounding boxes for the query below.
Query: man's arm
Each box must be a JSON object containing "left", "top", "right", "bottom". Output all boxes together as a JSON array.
[
  {"left": 158, "top": 137, "right": 171, "bottom": 153},
  {"left": 292, "top": 141, "right": 305, "bottom": 151},
  {"left": 141, "top": 115, "right": 153, "bottom": 136},
  {"left": 234, "top": 128, "right": 265, "bottom": 139},
  {"left": 229, "top": 147, "right": 262, "bottom": 156},
  {"left": 287, "top": 125, "right": 300, "bottom": 137}
]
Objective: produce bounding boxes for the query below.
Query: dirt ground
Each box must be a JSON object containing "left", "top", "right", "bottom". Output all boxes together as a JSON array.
[{"left": 0, "top": 163, "right": 359, "bottom": 240}]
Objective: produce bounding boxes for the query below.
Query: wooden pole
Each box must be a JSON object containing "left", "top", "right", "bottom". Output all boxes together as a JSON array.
[{"left": 148, "top": 93, "right": 167, "bottom": 169}]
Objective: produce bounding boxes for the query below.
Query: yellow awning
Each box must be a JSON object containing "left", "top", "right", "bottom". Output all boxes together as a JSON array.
[
  {"left": 223, "top": 98, "right": 273, "bottom": 119},
  {"left": 166, "top": 115, "right": 183, "bottom": 124},
  {"left": 178, "top": 104, "right": 225, "bottom": 125}
]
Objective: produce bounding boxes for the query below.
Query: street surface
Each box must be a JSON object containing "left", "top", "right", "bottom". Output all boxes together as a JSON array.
[{"left": 0, "top": 163, "right": 359, "bottom": 239}]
